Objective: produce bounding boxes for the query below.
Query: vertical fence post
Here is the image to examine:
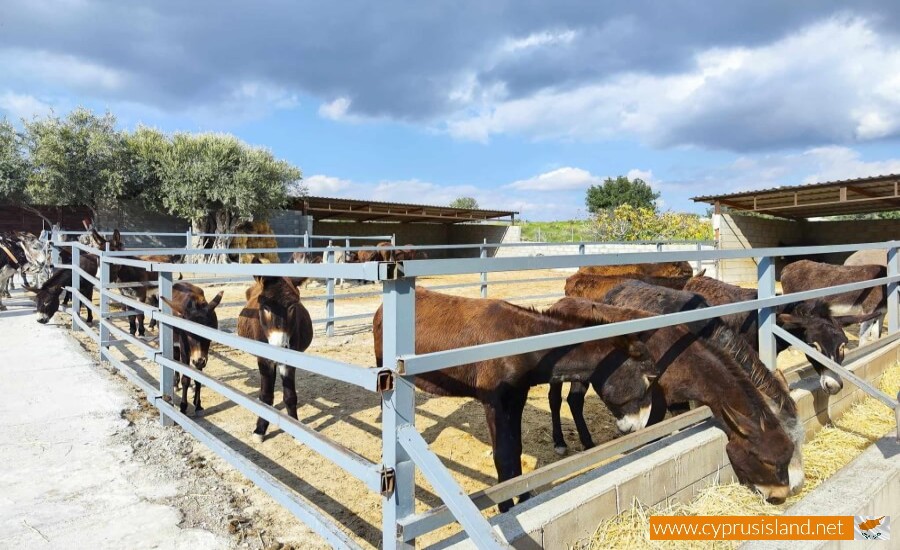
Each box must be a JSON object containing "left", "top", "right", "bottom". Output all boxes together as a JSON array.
[
  {"left": 382, "top": 277, "right": 416, "bottom": 550},
  {"left": 391, "top": 234, "right": 396, "bottom": 246},
  {"left": 757, "top": 255, "right": 777, "bottom": 370},
  {"left": 695, "top": 242, "right": 702, "bottom": 274},
  {"left": 303, "top": 231, "right": 310, "bottom": 249},
  {"left": 99, "top": 256, "right": 110, "bottom": 363},
  {"left": 50, "top": 226, "right": 60, "bottom": 267},
  {"left": 185, "top": 228, "right": 192, "bottom": 249},
  {"left": 70, "top": 245, "right": 81, "bottom": 332},
  {"left": 480, "top": 239, "right": 488, "bottom": 298},
  {"left": 158, "top": 270, "right": 175, "bottom": 426},
  {"left": 326, "top": 246, "right": 335, "bottom": 337},
  {"left": 579, "top": 242, "right": 586, "bottom": 255},
  {"left": 656, "top": 242, "right": 663, "bottom": 253},
  {"left": 888, "top": 246, "right": 899, "bottom": 335}
]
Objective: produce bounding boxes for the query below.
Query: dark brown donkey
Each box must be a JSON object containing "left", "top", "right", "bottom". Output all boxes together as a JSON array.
[
  {"left": 684, "top": 275, "right": 866, "bottom": 394},
  {"left": 599, "top": 280, "right": 805, "bottom": 493},
  {"left": 160, "top": 282, "right": 224, "bottom": 415},
  {"left": 237, "top": 273, "right": 313, "bottom": 443},
  {"left": 781, "top": 260, "right": 887, "bottom": 347},
  {"left": 372, "top": 288, "right": 659, "bottom": 512},
  {"left": 26, "top": 251, "right": 99, "bottom": 325},
  {"left": 578, "top": 261, "right": 694, "bottom": 278},
  {"left": 91, "top": 229, "right": 175, "bottom": 336},
  {"left": 548, "top": 297, "right": 797, "bottom": 503}
]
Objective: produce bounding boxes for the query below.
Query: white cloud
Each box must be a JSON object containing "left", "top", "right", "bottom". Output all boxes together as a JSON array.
[
  {"left": 304, "top": 174, "right": 354, "bottom": 196},
  {"left": 447, "top": 16, "right": 900, "bottom": 150},
  {"left": 505, "top": 167, "right": 603, "bottom": 191},
  {"left": 0, "top": 48, "right": 128, "bottom": 93},
  {"left": 318, "top": 97, "right": 353, "bottom": 121},
  {"left": 500, "top": 29, "right": 578, "bottom": 55},
  {"left": 0, "top": 91, "right": 53, "bottom": 120}
]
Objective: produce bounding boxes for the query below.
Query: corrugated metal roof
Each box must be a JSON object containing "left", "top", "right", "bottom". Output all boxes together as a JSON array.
[
  {"left": 692, "top": 173, "right": 900, "bottom": 219},
  {"left": 288, "top": 195, "right": 517, "bottom": 224}
]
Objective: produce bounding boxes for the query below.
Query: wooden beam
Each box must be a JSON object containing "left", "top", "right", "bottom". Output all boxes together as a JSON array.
[{"left": 846, "top": 184, "right": 900, "bottom": 208}]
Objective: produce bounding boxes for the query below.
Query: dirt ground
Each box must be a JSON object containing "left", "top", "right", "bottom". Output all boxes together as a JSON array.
[{"left": 62, "top": 269, "right": 869, "bottom": 549}]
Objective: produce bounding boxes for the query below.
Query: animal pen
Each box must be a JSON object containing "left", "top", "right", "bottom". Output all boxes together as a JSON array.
[{"left": 46, "top": 232, "right": 900, "bottom": 549}]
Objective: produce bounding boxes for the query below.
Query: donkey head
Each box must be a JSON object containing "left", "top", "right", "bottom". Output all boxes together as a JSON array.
[
  {"left": 595, "top": 335, "right": 660, "bottom": 434},
  {"left": 720, "top": 404, "right": 795, "bottom": 503},
  {"left": 161, "top": 291, "right": 223, "bottom": 369}
]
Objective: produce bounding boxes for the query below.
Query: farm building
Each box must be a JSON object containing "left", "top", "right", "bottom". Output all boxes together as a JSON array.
[
  {"left": 1, "top": 196, "right": 519, "bottom": 256},
  {"left": 694, "top": 173, "right": 900, "bottom": 283}
]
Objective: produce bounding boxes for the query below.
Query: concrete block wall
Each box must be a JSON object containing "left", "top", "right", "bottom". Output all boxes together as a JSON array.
[
  {"left": 495, "top": 242, "right": 716, "bottom": 276},
  {"left": 96, "top": 201, "right": 190, "bottom": 247},
  {"left": 718, "top": 214, "right": 800, "bottom": 283},
  {"left": 718, "top": 214, "right": 900, "bottom": 284}
]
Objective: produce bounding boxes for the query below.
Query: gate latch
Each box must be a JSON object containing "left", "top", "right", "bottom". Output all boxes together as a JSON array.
[
  {"left": 380, "top": 467, "right": 396, "bottom": 496},
  {"left": 377, "top": 370, "right": 395, "bottom": 394}
]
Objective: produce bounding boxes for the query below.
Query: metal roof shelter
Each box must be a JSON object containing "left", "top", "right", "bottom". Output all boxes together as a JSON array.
[
  {"left": 692, "top": 173, "right": 900, "bottom": 219},
  {"left": 291, "top": 195, "right": 517, "bottom": 224}
]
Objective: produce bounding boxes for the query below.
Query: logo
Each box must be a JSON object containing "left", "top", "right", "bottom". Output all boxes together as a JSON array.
[{"left": 854, "top": 515, "right": 890, "bottom": 541}]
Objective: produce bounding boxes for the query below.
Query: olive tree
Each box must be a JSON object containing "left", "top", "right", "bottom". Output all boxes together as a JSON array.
[
  {"left": 24, "top": 108, "right": 126, "bottom": 222},
  {"left": 156, "top": 132, "right": 302, "bottom": 262}
]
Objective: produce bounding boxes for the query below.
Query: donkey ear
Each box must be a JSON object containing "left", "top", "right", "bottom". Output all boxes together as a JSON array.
[
  {"left": 160, "top": 296, "right": 185, "bottom": 316},
  {"left": 833, "top": 311, "right": 881, "bottom": 326},
  {"left": 22, "top": 283, "right": 40, "bottom": 294},
  {"left": 208, "top": 291, "right": 224, "bottom": 310},
  {"left": 776, "top": 313, "right": 802, "bottom": 330},
  {"left": 720, "top": 405, "right": 751, "bottom": 438},
  {"left": 251, "top": 257, "right": 264, "bottom": 283},
  {"left": 112, "top": 229, "right": 122, "bottom": 246},
  {"left": 612, "top": 334, "right": 649, "bottom": 359}
]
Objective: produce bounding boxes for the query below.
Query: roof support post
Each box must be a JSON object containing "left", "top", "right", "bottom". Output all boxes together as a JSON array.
[
  {"left": 889, "top": 246, "right": 899, "bottom": 335},
  {"left": 757, "top": 254, "right": 777, "bottom": 370}
]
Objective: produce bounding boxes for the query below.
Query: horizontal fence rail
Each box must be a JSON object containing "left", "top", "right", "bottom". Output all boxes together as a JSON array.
[{"left": 38, "top": 229, "right": 899, "bottom": 549}]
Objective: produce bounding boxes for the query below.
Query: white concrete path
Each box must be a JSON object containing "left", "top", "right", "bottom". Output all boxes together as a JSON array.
[{"left": 0, "top": 292, "right": 227, "bottom": 550}]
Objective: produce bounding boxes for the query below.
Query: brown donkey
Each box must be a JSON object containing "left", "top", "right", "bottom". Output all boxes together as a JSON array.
[
  {"left": 160, "top": 282, "right": 224, "bottom": 415},
  {"left": 237, "top": 273, "right": 313, "bottom": 443},
  {"left": 548, "top": 297, "right": 797, "bottom": 503},
  {"left": 372, "top": 288, "right": 659, "bottom": 512}
]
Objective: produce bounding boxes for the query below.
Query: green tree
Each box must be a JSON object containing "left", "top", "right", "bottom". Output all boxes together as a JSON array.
[
  {"left": 585, "top": 175, "right": 660, "bottom": 213},
  {"left": 450, "top": 196, "right": 479, "bottom": 209},
  {"left": 593, "top": 204, "right": 712, "bottom": 241},
  {"left": 24, "top": 108, "right": 126, "bottom": 222},
  {"left": 121, "top": 125, "right": 169, "bottom": 207},
  {"left": 0, "top": 117, "right": 29, "bottom": 204},
  {"left": 156, "top": 132, "right": 302, "bottom": 262}
]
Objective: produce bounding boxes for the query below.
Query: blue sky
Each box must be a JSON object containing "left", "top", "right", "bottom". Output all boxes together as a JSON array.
[{"left": 4, "top": 2, "right": 900, "bottom": 220}]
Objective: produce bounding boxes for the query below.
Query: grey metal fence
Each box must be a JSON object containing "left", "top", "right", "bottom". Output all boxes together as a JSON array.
[{"left": 47, "top": 235, "right": 899, "bottom": 549}]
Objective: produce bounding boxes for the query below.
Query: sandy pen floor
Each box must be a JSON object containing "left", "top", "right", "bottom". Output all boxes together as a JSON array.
[{"left": 63, "top": 269, "right": 870, "bottom": 548}]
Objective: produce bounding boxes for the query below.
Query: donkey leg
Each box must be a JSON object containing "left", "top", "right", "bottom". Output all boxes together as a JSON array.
[
  {"left": 253, "top": 360, "right": 277, "bottom": 442},
  {"left": 548, "top": 382, "right": 568, "bottom": 455},
  {"left": 567, "top": 381, "right": 595, "bottom": 450},
  {"left": 180, "top": 375, "right": 191, "bottom": 414},
  {"left": 192, "top": 378, "right": 203, "bottom": 415},
  {"left": 280, "top": 365, "right": 299, "bottom": 421},
  {"left": 485, "top": 390, "right": 527, "bottom": 513},
  {"left": 507, "top": 390, "right": 531, "bottom": 505}
]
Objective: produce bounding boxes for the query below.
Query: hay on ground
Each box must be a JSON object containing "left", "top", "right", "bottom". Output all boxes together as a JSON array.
[{"left": 588, "top": 364, "right": 900, "bottom": 550}]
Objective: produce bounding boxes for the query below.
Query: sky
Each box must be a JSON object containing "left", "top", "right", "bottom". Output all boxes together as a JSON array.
[{"left": 4, "top": 1, "right": 900, "bottom": 220}]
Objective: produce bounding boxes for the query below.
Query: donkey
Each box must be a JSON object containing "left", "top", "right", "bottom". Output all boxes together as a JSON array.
[
  {"left": 90, "top": 229, "right": 157, "bottom": 336},
  {"left": 683, "top": 275, "right": 867, "bottom": 394},
  {"left": 599, "top": 280, "right": 805, "bottom": 491},
  {"left": 160, "top": 282, "right": 223, "bottom": 415},
  {"left": 372, "top": 288, "right": 659, "bottom": 512},
  {"left": 548, "top": 297, "right": 798, "bottom": 502},
  {"left": 578, "top": 261, "right": 695, "bottom": 278},
  {"left": 237, "top": 271, "right": 313, "bottom": 443},
  {"left": 25, "top": 252, "right": 99, "bottom": 324},
  {"left": 781, "top": 260, "right": 887, "bottom": 347},
  {"left": 0, "top": 233, "right": 29, "bottom": 310}
]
